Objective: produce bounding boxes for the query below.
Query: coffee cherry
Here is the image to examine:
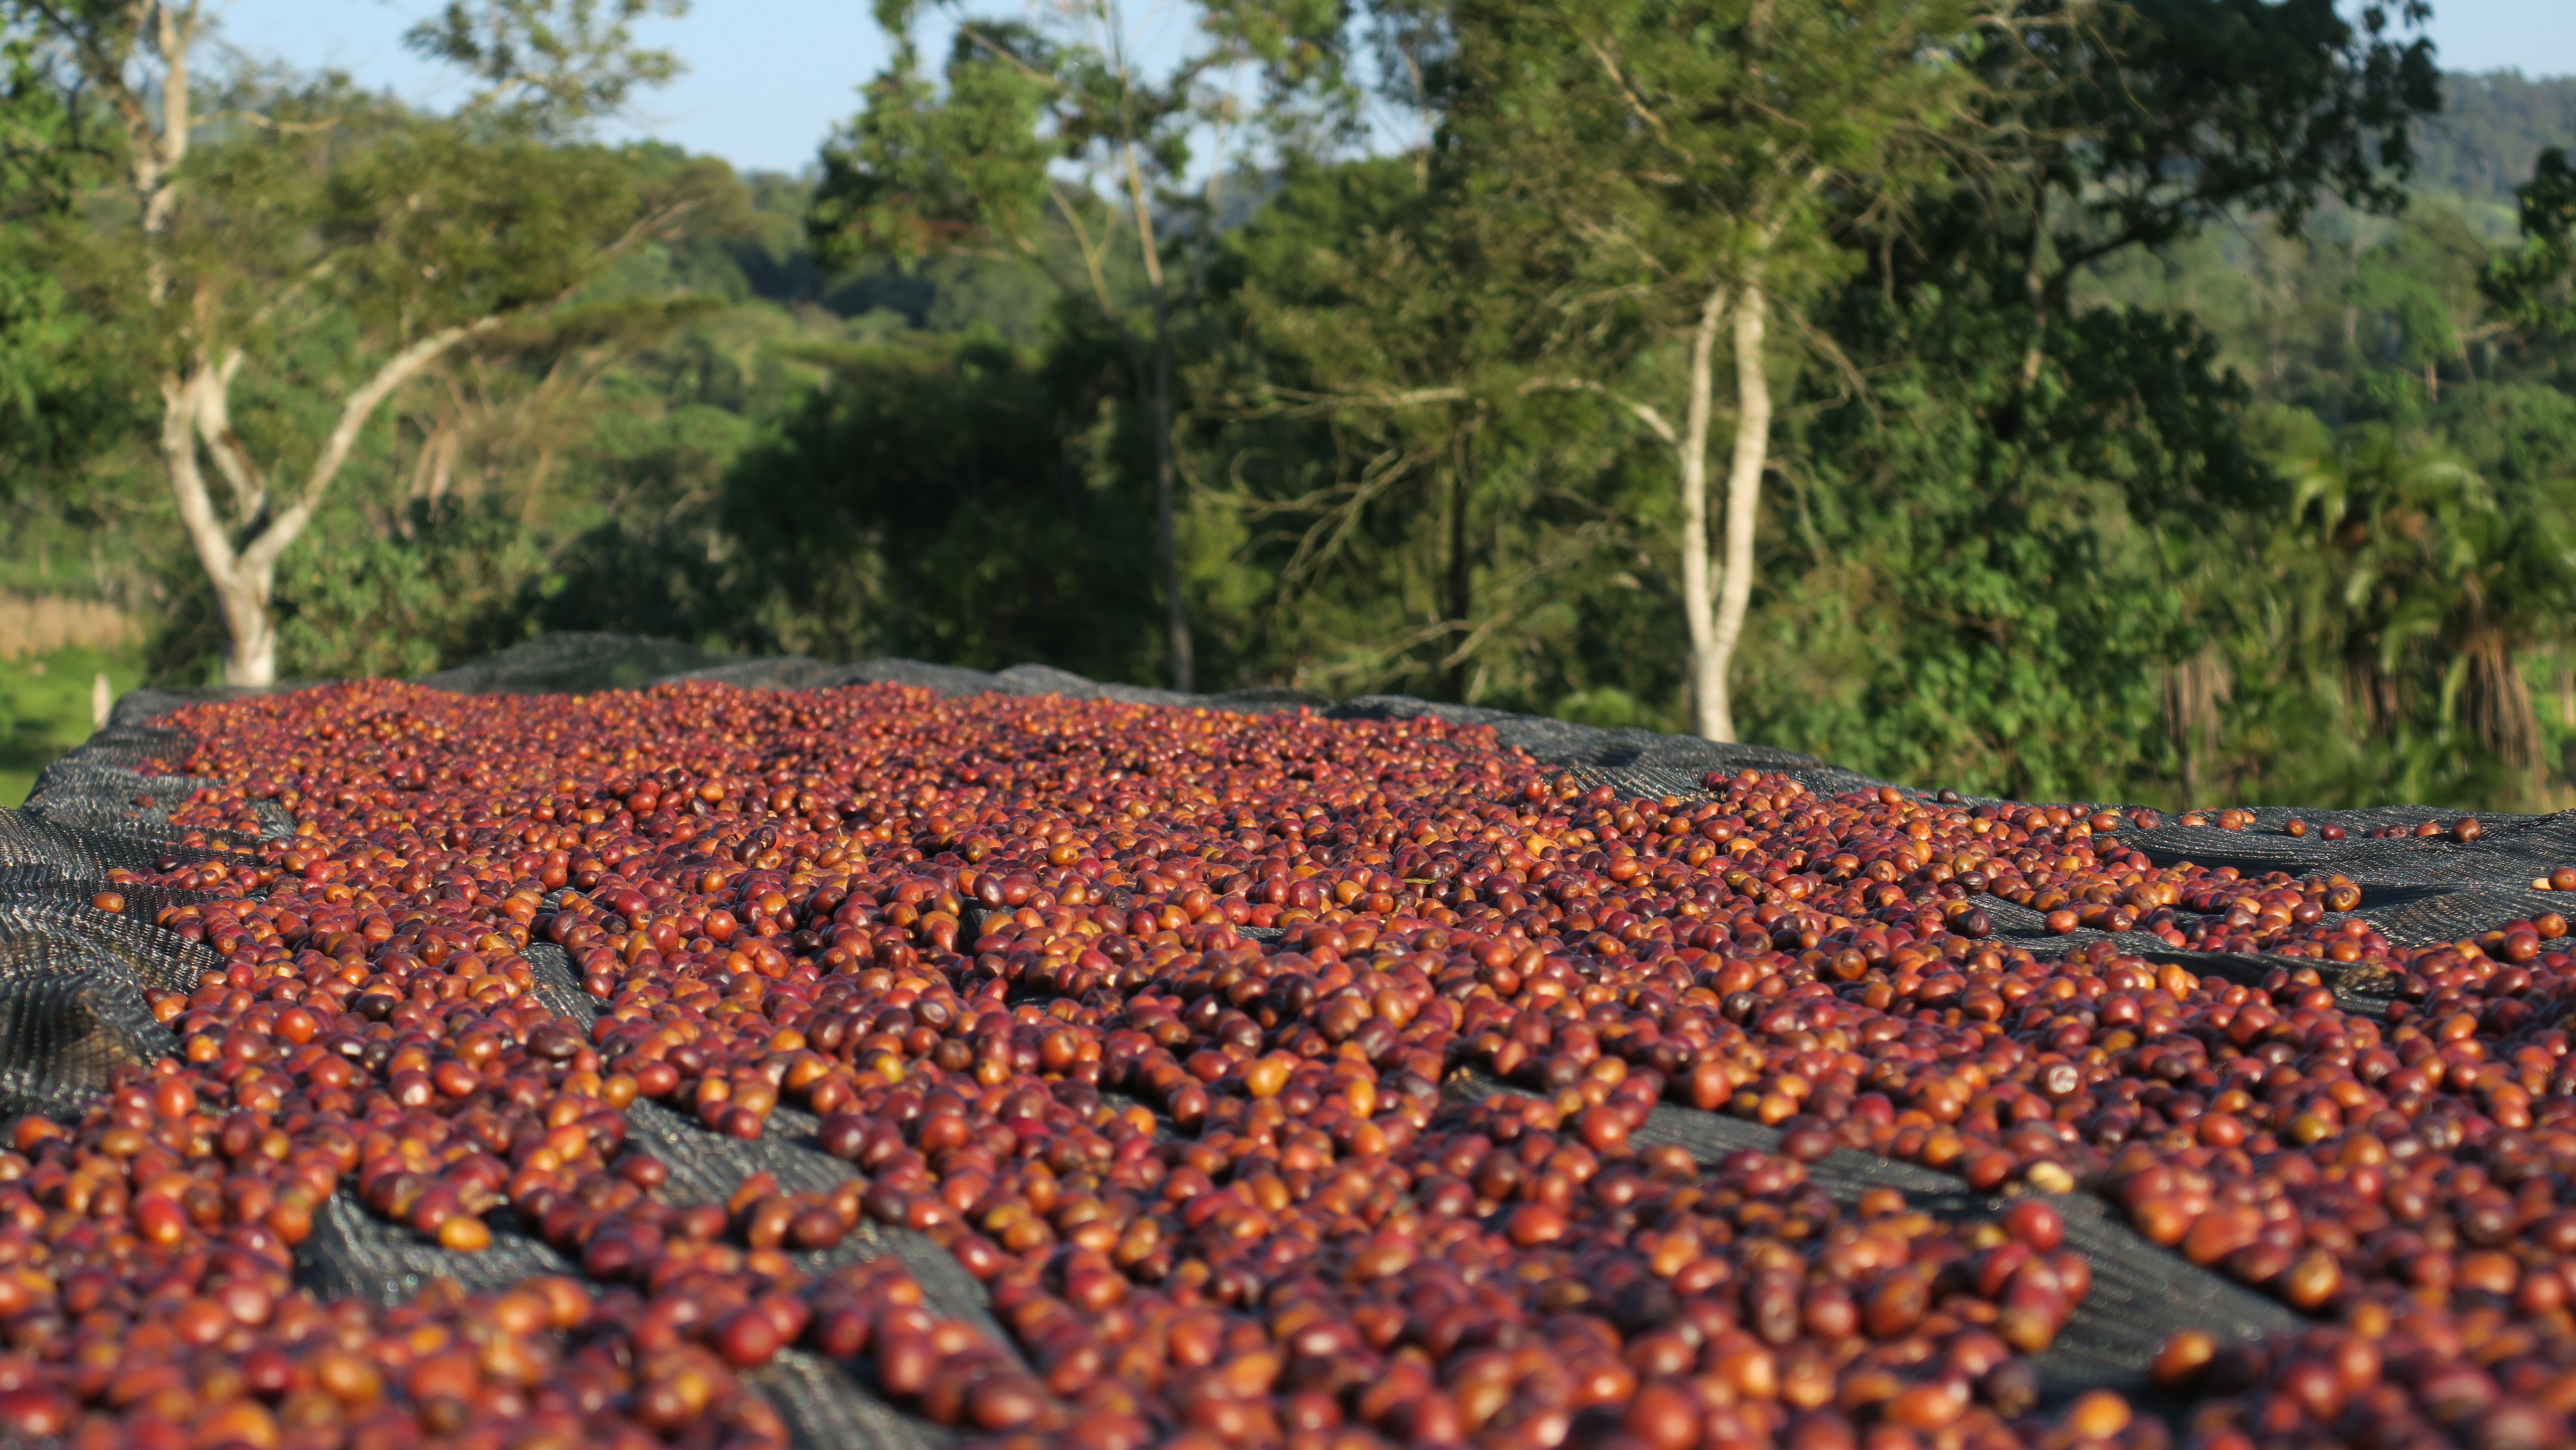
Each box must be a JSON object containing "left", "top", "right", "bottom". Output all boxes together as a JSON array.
[{"left": 76, "top": 668, "right": 2576, "bottom": 1450}]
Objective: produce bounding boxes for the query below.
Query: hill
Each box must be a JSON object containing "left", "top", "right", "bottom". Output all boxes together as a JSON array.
[{"left": 2415, "top": 71, "right": 2576, "bottom": 213}]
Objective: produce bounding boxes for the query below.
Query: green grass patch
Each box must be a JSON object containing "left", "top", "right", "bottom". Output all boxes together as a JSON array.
[{"left": 0, "top": 645, "right": 148, "bottom": 807}]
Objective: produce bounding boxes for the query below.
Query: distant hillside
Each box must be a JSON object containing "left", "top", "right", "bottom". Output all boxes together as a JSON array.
[{"left": 2415, "top": 72, "right": 2576, "bottom": 204}]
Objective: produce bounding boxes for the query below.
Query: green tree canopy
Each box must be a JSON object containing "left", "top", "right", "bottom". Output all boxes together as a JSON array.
[{"left": 0, "top": 0, "right": 715, "bottom": 684}]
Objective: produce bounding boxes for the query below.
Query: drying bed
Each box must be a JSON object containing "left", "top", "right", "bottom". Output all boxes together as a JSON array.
[{"left": 0, "top": 636, "right": 2568, "bottom": 1450}]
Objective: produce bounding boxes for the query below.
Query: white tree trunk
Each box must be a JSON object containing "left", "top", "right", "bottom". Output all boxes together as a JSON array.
[
  {"left": 1678, "top": 282, "right": 1730, "bottom": 739},
  {"left": 85, "top": 3, "right": 679, "bottom": 689},
  {"left": 161, "top": 371, "right": 277, "bottom": 685},
  {"left": 214, "top": 578, "right": 279, "bottom": 686},
  {"left": 1707, "top": 281, "right": 1770, "bottom": 743},
  {"left": 161, "top": 320, "right": 496, "bottom": 686}
]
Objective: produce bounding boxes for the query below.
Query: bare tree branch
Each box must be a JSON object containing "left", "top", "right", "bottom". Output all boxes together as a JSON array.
[
  {"left": 191, "top": 347, "right": 269, "bottom": 523},
  {"left": 235, "top": 313, "right": 510, "bottom": 580}
]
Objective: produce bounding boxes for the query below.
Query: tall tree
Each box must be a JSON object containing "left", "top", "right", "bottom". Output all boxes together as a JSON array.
[
  {"left": 2, "top": 0, "right": 708, "bottom": 684},
  {"left": 1206, "top": 157, "right": 1609, "bottom": 704},
  {"left": 1426, "top": 0, "right": 1976, "bottom": 741},
  {"left": 0, "top": 34, "right": 132, "bottom": 502},
  {"left": 809, "top": 0, "right": 1347, "bottom": 691},
  {"left": 1713, "top": 0, "right": 2445, "bottom": 796},
  {"left": 1959, "top": 0, "right": 2440, "bottom": 395}
]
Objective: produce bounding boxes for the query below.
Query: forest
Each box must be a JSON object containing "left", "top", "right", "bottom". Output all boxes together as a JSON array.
[{"left": 2, "top": 0, "right": 2576, "bottom": 814}]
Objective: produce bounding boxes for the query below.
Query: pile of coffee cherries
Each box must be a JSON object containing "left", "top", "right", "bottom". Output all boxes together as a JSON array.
[{"left": 4, "top": 675, "right": 2566, "bottom": 1450}]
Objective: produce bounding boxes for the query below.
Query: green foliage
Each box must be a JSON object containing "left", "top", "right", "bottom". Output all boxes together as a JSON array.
[
  {"left": 1198, "top": 154, "right": 1659, "bottom": 704},
  {"left": 272, "top": 501, "right": 547, "bottom": 679},
  {"left": 2078, "top": 203, "right": 2495, "bottom": 419},
  {"left": 2435, "top": 383, "right": 2576, "bottom": 492},
  {"left": 1737, "top": 295, "right": 2266, "bottom": 800},
  {"left": 812, "top": 0, "right": 1351, "bottom": 279},
  {"left": 1431, "top": 0, "right": 1977, "bottom": 379},
  {"left": 2277, "top": 427, "right": 2576, "bottom": 767},
  {"left": 404, "top": 0, "right": 689, "bottom": 131},
  {"left": 1994, "top": 163, "right": 2576, "bottom": 808},
  {"left": 320, "top": 135, "right": 663, "bottom": 328},
  {"left": 534, "top": 394, "right": 772, "bottom": 647},
  {"left": 2014, "top": 0, "right": 2440, "bottom": 251},
  {"left": 0, "top": 37, "right": 131, "bottom": 500},
  {"left": 2485, "top": 147, "right": 2576, "bottom": 338},
  {"left": 718, "top": 331, "right": 1164, "bottom": 679},
  {"left": 811, "top": 0, "right": 1363, "bottom": 690},
  {"left": 809, "top": 22, "right": 1057, "bottom": 272},
  {"left": 0, "top": 0, "right": 730, "bottom": 683},
  {"left": 12, "top": 0, "right": 2576, "bottom": 821},
  {"left": 108, "top": 137, "right": 1100, "bottom": 686}
]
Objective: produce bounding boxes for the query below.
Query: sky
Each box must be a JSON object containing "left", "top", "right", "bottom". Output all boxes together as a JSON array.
[
  {"left": 214, "top": 0, "right": 2576, "bottom": 177},
  {"left": 212, "top": 0, "right": 892, "bottom": 175}
]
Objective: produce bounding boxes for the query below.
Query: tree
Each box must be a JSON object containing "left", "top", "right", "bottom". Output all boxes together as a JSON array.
[
  {"left": 2, "top": 0, "right": 708, "bottom": 684},
  {"left": 2278, "top": 429, "right": 2576, "bottom": 782},
  {"left": 1951, "top": 0, "right": 2439, "bottom": 395},
  {"left": 1421, "top": 0, "right": 1976, "bottom": 741},
  {"left": 2484, "top": 145, "right": 2576, "bottom": 339},
  {"left": 1204, "top": 157, "right": 1638, "bottom": 706},
  {"left": 1711, "top": 0, "right": 2445, "bottom": 797},
  {"left": 809, "top": 0, "right": 1347, "bottom": 691},
  {"left": 0, "top": 35, "right": 132, "bottom": 503},
  {"left": 378, "top": 291, "right": 728, "bottom": 533},
  {"left": 719, "top": 332, "right": 1163, "bottom": 677}
]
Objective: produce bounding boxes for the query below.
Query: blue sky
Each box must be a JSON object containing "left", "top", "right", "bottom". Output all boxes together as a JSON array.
[
  {"left": 214, "top": 0, "right": 2576, "bottom": 177},
  {"left": 212, "top": 0, "right": 888, "bottom": 174}
]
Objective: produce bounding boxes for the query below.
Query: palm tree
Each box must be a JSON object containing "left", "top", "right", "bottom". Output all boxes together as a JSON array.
[{"left": 2280, "top": 430, "right": 2576, "bottom": 781}]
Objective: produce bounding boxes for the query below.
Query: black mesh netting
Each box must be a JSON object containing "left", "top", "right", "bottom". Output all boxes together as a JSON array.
[
  {"left": 517, "top": 941, "right": 1013, "bottom": 1363},
  {"left": 16, "top": 631, "right": 2576, "bottom": 1444},
  {"left": 0, "top": 859, "right": 219, "bottom": 1122},
  {"left": 0, "top": 809, "right": 230, "bottom": 877},
  {"left": 0, "top": 897, "right": 216, "bottom": 996},
  {"left": 1443, "top": 1071, "right": 2299, "bottom": 1410},
  {"left": 0, "top": 918, "right": 174, "bottom": 1120},
  {"left": 416, "top": 632, "right": 739, "bottom": 694},
  {"left": 22, "top": 716, "right": 290, "bottom": 844}
]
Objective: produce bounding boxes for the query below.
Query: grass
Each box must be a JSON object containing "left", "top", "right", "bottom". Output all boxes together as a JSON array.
[{"left": 0, "top": 644, "right": 149, "bottom": 807}]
